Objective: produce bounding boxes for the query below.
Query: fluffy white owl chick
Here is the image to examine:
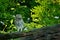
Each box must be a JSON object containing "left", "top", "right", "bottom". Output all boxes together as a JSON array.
[{"left": 14, "top": 14, "right": 24, "bottom": 32}]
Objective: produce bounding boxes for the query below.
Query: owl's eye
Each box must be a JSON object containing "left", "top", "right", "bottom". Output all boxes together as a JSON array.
[{"left": 18, "top": 18, "right": 21, "bottom": 19}]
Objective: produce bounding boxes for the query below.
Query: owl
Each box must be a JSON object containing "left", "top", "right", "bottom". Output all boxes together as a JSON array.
[{"left": 14, "top": 14, "right": 24, "bottom": 32}]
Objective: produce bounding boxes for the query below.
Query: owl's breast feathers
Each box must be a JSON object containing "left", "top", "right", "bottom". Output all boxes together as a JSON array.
[{"left": 14, "top": 19, "right": 24, "bottom": 27}]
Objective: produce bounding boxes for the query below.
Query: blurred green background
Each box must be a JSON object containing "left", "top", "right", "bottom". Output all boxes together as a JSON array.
[{"left": 0, "top": 0, "right": 60, "bottom": 33}]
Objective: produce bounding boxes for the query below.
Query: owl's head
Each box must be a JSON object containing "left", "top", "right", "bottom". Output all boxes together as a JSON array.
[{"left": 15, "top": 14, "right": 22, "bottom": 20}]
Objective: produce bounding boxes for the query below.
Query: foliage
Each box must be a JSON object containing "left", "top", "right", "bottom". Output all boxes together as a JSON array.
[
  {"left": 31, "top": 0, "right": 60, "bottom": 26},
  {"left": 0, "top": 0, "right": 60, "bottom": 33}
]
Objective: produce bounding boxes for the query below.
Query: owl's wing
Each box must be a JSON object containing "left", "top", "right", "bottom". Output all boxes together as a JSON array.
[{"left": 14, "top": 20, "right": 18, "bottom": 27}]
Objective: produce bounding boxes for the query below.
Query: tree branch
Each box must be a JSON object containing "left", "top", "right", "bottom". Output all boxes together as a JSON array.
[{"left": 0, "top": 24, "right": 60, "bottom": 40}]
